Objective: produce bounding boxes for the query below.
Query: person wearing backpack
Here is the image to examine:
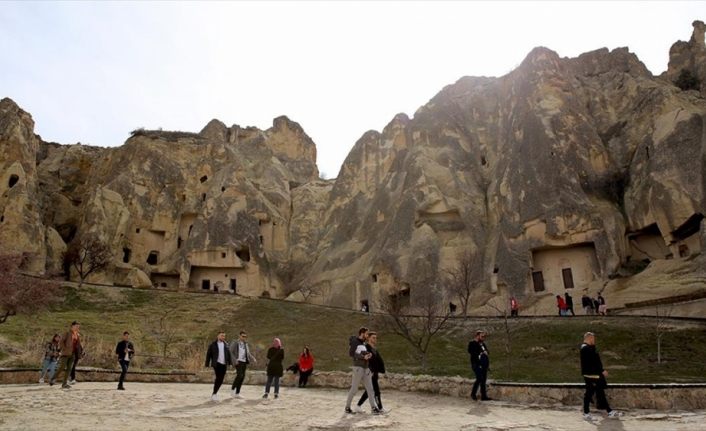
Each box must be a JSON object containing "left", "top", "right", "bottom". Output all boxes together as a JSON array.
[{"left": 344, "top": 327, "right": 381, "bottom": 415}]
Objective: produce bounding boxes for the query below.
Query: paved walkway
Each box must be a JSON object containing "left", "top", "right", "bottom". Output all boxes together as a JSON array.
[{"left": 1, "top": 382, "right": 704, "bottom": 430}]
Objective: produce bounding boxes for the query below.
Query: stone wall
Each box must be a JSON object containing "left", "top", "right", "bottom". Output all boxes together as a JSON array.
[{"left": 3, "top": 368, "right": 705, "bottom": 410}]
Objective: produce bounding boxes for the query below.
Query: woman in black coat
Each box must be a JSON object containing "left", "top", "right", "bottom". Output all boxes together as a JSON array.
[{"left": 263, "top": 337, "right": 284, "bottom": 399}]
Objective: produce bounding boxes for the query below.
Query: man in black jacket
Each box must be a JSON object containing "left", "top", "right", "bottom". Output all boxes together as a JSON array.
[
  {"left": 115, "top": 331, "right": 135, "bottom": 390},
  {"left": 355, "top": 331, "right": 386, "bottom": 412},
  {"left": 580, "top": 332, "right": 619, "bottom": 420},
  {"left": 345, "top": 327, "right": 381, "bottom": 414},
  {"left": 468, "top": 330, "right": 492, "bottom": 401},
  {"left": 205, "top": 331, "right": 231, "bottom": 402}
]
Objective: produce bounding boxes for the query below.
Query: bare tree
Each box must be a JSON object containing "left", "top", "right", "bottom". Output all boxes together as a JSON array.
[
  {"left": 487, "top": 297, "right": 514, "bottom": 379},
  {"left": 63, "top": 234, "right": 112, "bottom": 286},
  {"left": 378, "top": 281, "right": 451, "bottom": 369},
  {"left": 445, "top": 250, "right": 484, "bottom": 318},
  {"left": 0, "top": 253, "right": 60, "bottom": 324},
  {"left": 146, "top": 309, "right": 182, "bottom": 358},
  {"left": 655, "top": 304, "right": 674, "bottom": 364},
  {"left": 298, "top": 284, "right": 323, "bottom": 303}
]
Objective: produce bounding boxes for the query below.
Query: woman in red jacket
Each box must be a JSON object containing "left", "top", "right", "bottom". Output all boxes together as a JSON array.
[{"left": 298, "top": 346, "right": 314, "bottom": 388}]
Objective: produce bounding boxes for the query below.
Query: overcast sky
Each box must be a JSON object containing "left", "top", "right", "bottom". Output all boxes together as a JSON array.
[{"left": 0, "top": 2, "right": 703, "bottom": 178}]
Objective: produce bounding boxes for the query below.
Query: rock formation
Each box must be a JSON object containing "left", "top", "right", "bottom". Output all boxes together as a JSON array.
[{"left": 1, "top": 22, "right": 705, "bottom": 313}]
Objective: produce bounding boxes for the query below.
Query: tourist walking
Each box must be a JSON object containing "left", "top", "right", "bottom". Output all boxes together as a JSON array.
[
  {"left": 229, "top": 330, "right": 256, "bottom": 398},
  {"left": 298, "top": 346, "right": 314, "bottom": 388},
  {"left": 468, "top": 329, "right": 492, "bottom": 401},
  {"left": 556, "top": 295, "right": 568, "bottom": 316},
  {"left": 510, "top": 296, "right": 519, "bottom": 317},
  {"left": 581, "top": 294, "right": 594, "bottom": 315},
  {"left": 263, "top": 338, "right": 284, "bottom": 399},
  {"left": 597, "top": 293, "right": 607, "bottom": 315},
  {"left": 39, "top": 334, "right": 61, "bottom": 384},
  {"left": 580, "top": 332, "right": 620, "bottom": 420},
  {"left": 51, "top": 321, "right": 82, "bottom": 389},
  {"left": 115, "top": 331, "right": 135, "bottom": 390},
  {"left": 345, "top": 327, "right": 381, "bottom": 414},
  {"left": 565, "top": 292, "right": 575, "bottom": 316},
  {"left": 356, "top": 331, "right": 386, "bottom": 412},
  {"left": 205, "top": 331, "right": 231, "bottom": 401}
]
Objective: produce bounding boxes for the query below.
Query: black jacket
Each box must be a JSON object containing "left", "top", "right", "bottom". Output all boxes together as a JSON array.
[
  {"left": 266, "top": 347, "right": 285, "bottom": 377},
  {"left": 580, "top": 343, "right": 604, "bottom": 377},
  {"left": 349, "top": 335, "right": 368, "bottom": 367},
  {"left": 366, "top": 344, "right": 386, "bottom": 374},
  {"left": 468, "top": 340, "right": 490, "bottom": 369},
  {"left": 205, "top": 340, "right": 231, "bottom": 368},
  {"left": 115, "top": 340, "right": 135, "bottom": 360}
]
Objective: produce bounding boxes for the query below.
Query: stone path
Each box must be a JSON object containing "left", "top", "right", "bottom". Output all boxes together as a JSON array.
[{"left": 1, "top": 383, "right": 704, "bottom": 430}]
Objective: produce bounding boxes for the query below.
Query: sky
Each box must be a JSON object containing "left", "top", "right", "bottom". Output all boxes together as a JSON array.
[{"left": 0, "top": 2, "right": 703, "bottom": 178}]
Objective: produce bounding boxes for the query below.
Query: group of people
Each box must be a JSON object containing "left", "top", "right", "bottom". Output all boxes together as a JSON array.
[
  {"left": 556, "top": 292, "right": 607, "bottom": 316},
  {"left": 204, "top": 330, "right": 316, "bottom": 401},
  {"left": 41, "top": 321, "right": 619, "bottom": 421}
]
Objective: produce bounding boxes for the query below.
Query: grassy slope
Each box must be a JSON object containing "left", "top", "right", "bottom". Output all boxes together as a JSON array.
[{"left": 1, "top": 285, "right": 705, "bottom": 383}]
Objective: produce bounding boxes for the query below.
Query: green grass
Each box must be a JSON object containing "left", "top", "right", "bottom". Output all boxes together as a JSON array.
[{"left": 2, "top": 285, "right": 705, "bottom": 383}]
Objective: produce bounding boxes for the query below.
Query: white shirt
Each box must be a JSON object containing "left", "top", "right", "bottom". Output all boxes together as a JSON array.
[
  {"left": 217, "top": 341, "right": 226, "bottom": 365},
  {"left": 238, "top": 341, "right": 247, "bottom": 362}
]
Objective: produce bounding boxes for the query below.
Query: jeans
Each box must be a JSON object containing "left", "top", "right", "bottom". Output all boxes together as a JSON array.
[
  {"left": 472, "top": 365, "right": 488, "bottom": 399},
  {"left": 40, "top": 358, "right": 57, "bottom": 380},
  {"left": 231, "top": 362, "right": 247, "bottom": 393},
  {"left": 118, "top": 359, "right": 130, "bottom": 388},
  {"left": 299, "top": 369, "right": 312, "bottom": 387},
  {"left": 583, "top": 376, "right": 612, "bottom": 414},
  {"left": 212, "top": 363, "right": 227, "bottom": 395},
  {"left": 346, "top": 366, "right": 378, "bottom": 410},
  {"left": 53, "top": 355, "right": 75, "bottom": 385},
  {"left": 70, "top": 354, "right": 80, "bottom": 380},
  {"left": 265, "top": 375, "right": 280, "bottom": 394},
  {"left": 357, "top": 371, "right": 382, "bottom": 409}
]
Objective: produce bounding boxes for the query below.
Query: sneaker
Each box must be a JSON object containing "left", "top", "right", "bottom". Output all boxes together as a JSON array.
[
  {"left": 480, "top": 397, "right": 494, "bottom": 401},
  {"left": 471, "top": 394, "right": 478, "bottom": 401},
  {"left": 353, "top": 405, "right": 364, "bottom": 413},
  {"left": 262, "top": 393, "right": 268, "bottom": 399},
  {"left": 234, "top": 393, "right": 243, "bottom": 399},
  {"left": 61, "top": 384, "right": 71, "bottom": 389},
  {"left": 607, "top": 410, "right": 622, "bottom": 418},
  {"left": 344, "top": 407, "right": 356, "bottom": 414},
  {"left": 69, "top": 380, "right": 77, "bottom": 385},
  {"left": 372, "top": 408, "right": 383, "bottom": 415},
  {"left": 49, "top": 380, "right": 55, "bottom": 386},
  {"left": 39, "top": 378, "right": 45, "bottom": 384},
  {"left": 231, "top": 390, "right": 237, "bottom": 398},
  {"left": 274, "top": 394, "right": 279, "bottom": 399},
  {"left": 583, "top": 413, "right": 594, "bottom": 421},
  {"left": 211, "top": 394, "right": 219, "bottom": 402},
  {"left": 117, "top": 386, "right": 125, "bottom": 391}
]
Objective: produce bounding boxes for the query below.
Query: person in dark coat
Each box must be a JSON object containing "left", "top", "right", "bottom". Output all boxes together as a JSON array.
[
  {"left": 355, "top": 331, "right": 386, "bottom": 412},
  {"left": 205, "top": 331, "right": 231, "bottom": 401},
  {"left": 580, "top": 332, "right": 620, "bottom": 420},
  {"left": 468, "top": 329, "right": 492, "bottom": 401},
  {"left": 263, "top": 337, "right": 284, "bottom": 399},
  {"left": 565, "top": 292, "right": 575, "bottom": 316},
  {"left": 114, "top": 331, "right": 135, "bottom": 390}
]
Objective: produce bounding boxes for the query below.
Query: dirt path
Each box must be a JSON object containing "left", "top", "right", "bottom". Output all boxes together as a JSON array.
[{"left": 1, "top": 382, "right": 704, "bottom": 430}]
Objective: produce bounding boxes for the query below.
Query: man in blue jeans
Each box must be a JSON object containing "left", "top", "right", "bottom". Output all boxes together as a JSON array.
[
  {"left": 115, "top": 331, "right": 135, "bottom": 390},
  {"left": 468, "top": 329, "right": 492, "bottom": 401}
]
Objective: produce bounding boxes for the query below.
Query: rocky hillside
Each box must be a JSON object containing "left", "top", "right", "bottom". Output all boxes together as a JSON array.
[{"left": 1, "top": 21, "right": 705, "bottom": 314}]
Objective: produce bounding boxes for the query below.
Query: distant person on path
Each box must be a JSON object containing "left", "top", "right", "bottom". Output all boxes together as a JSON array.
[
  {"left": 556, "top": 295, "right": 568, "bottom": 316},
  {"left": 51, "top": 321, "right": 82, "bottom": 388},
  {"left": 468, "top": 329, "right": 492, "bottom": 401},
  {"left": 39, "top": 334, "right": 61, "bottom": 384},
  {"left": 592, "top": 296, "right": 601, "bottom": 314},
  {"left": 510, "top": 296, "right": 519, "bottom": 317},
  {"left": 356, "top": 331, "right": 386, "bottom": 413},
  {"left": 581, "top": 294, "right": 594, "bottom": 315},
  {"left": 597, "top": 293, "right": 607, "bottom": 316},
  {"left": 580, "top": 332, "right": 619, "bottom": 420},
  {"left": 115, "top": 331, "right": 135, "bottom": 390},
  {"left": 449, "top": 302, "right": 457, "bottom": 314},
  {"left": 263, "top": 338, "right": 284, "bottom": 399},
  {"left": 565, "top": 292, "right": 575, "bottom": 316},
  {"left": 298, "top": 346, "right": 314, "bottom": 388},
  {"left": 345, "top": 327, "right": 381, "bottom": 414},
  {"left": 229, "top": 330, "right": 256, "bottom": 398},
  {"left": 205, "top": 331, "right": 231, "bottom": 402}
]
